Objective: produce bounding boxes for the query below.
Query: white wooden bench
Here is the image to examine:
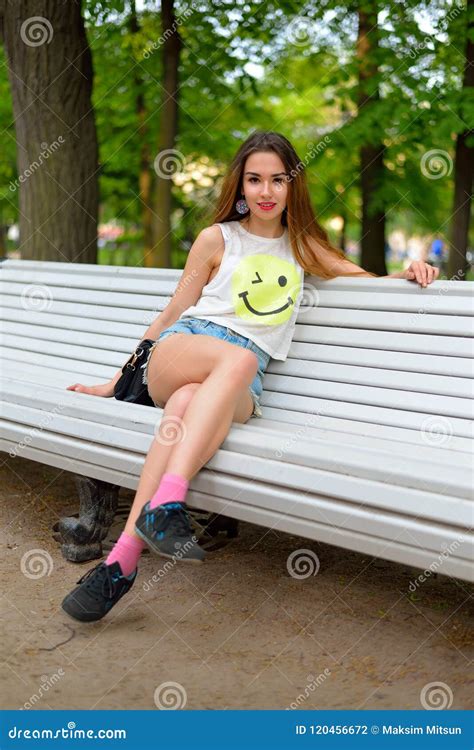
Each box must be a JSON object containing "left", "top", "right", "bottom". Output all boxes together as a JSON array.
[{"left": 1, "top": 258, "right": 473, "bottom": 581}]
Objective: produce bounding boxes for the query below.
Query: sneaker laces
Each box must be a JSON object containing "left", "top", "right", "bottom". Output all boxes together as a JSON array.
[
  {"left": 156, "top": 504, "right": 194, "bottom": 539},
  {"left": 77, "top": 563, "right": 117, "bottom": 600}
]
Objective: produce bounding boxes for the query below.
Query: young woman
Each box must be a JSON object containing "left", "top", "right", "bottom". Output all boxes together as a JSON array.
[{"left": 62, "top": 131, "right": 439, "bottom": 622}]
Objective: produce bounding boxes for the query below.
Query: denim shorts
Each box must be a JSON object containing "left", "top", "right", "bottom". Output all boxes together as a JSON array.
[{"left": 142, "top": 316, "right": 271, "bottom": 418}]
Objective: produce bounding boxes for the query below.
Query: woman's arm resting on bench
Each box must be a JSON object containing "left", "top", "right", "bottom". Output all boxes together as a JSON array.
[{"left": 312, "top": 239, "right": 440, "bottom": 287}]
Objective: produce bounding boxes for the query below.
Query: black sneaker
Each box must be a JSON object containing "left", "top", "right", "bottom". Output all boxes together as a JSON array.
[
  {"left": 134, "top": 501, "right": 205, "bottom": 563},
  {"left": 61, "top": 561, "right": 137, "bottom": 622}
]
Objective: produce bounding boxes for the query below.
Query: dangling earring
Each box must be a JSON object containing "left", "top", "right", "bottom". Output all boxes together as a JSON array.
[{"left": 235, "top": 196, "right": 249, "bottom": 214}]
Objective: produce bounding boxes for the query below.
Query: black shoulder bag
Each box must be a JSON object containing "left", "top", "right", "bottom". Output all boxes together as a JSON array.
[{"left": 113, "top": 339, "right": 156, "bottom": 407}]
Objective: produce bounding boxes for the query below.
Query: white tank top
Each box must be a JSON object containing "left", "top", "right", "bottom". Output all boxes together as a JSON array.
[{"left": 178, "top": 220, "right": 304, "bottom": 361}]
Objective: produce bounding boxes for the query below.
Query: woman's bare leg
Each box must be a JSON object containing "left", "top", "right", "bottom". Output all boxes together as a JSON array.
[
  {"left": 123, "top": 382, "right": 201, "bottom": 536},
  {"left": 123, "top": 334, "right": 256, "bottom": 534},
  {"left": 146, "top": 333, "right": 258, "bottom": 480}
]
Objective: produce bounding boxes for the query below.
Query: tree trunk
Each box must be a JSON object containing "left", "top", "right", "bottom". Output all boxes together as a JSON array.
[
  {"left": 357, "top": 2, "right": 387, "bottom": 275},
  {"left": 129, "top": 0, "right": 153, "bottom": 267},
  {"left": 0, "top": 222, "right": 6, "bottom": 258},
  {"left": 447, "top": 0, "right": 473, "bottom": 281},
  {"left": 150, "top": 0, "right": 181, "bottom": 268},
  {"left": 1, "top": 0, "right": 98, "bottom": 262}
]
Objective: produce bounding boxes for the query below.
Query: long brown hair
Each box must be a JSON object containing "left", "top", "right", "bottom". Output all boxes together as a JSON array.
[{"left": 213, "top": 131, "right": 376, "bottom": 280}]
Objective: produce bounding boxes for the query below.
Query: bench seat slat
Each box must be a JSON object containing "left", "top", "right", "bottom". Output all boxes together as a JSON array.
[
  {"left": 2, "top": 397, "right": 472, "bottom": 500},
  {"left": 2, "top": 388, "right": 471, "bottom": 466},
  {"left": 3, "top": 359, "right": 472, "bottom": 437},
  {"left": 264, "top": 374, "right": 472, "bottom": 417},
  {"left": 3, "top": 336, "right": 472, "bottom": 415},
  {"left": 2, "top": 351, "right": 115, "bottom": 379},
  {"left": 261, "top": 391, "right": 473, "bottom": 438},
  {"left": 1, "top": 416, "right": 472, "bottom": 528},
  {"left": 2, "top": 370, "right": 472, "bottom": 453}
]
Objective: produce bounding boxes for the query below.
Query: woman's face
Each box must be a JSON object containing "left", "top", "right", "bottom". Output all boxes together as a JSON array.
[{"left": 241, "top": 151, "right": 288, "bottom": 221}]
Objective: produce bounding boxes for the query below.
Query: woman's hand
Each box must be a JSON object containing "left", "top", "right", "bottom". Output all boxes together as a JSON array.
[
  {"left": 403, "top": 261, "right": 440, "bottom": 287},
  {"left": 66, "top": 381, "right": 116, "bottom": 398}
]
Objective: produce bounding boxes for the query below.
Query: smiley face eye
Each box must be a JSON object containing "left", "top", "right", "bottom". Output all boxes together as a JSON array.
[
  {"left": 252, "top": 271, "right": 263, "bottom": 284},
  {"left": 278, "top": 275, "right": 287, "bottom": 287}
]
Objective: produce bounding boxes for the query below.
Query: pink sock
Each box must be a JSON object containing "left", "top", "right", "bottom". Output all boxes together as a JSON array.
[
  {"left": 106, "top": 532, "right": 145, "bottom": 576},
  {"left": 149, "top": 472, "right": 189, "bottom": 509}
]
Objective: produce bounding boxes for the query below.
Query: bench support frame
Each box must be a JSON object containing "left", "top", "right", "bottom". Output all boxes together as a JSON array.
[{"left": 54, "top": 475, "right": 120, "bottom": 562}]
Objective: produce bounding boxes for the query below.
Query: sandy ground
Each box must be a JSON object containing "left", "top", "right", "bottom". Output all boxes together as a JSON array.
[{"left": 1, "top": 454, "right": 473, "bottom": 712}]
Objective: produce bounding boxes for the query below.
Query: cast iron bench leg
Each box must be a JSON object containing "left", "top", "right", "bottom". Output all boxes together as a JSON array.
[{"left": 54, "top": 475, "right": 120, "bottom": 562}]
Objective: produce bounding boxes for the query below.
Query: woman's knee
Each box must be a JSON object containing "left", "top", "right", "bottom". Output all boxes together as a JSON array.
[
  {"left": 226, "top": 349, "right": 259, "bottom": 387},
  {"left": 163, "top": 382, "right": 200, "bottom": 417}
]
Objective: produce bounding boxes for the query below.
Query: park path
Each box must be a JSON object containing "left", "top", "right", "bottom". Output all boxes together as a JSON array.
[{"left": 1, "top": 455, "right": 472, "bottom": 711}]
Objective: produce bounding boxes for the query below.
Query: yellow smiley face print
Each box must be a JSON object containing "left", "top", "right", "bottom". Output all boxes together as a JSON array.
[{"left": 232, "top": 254, "right": 301, "bottom": 326}]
